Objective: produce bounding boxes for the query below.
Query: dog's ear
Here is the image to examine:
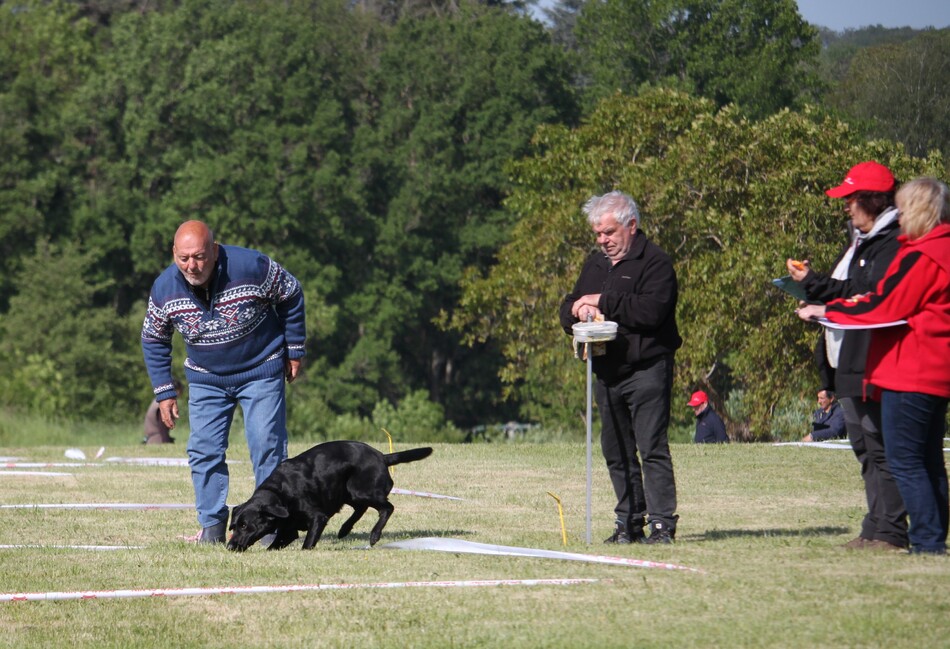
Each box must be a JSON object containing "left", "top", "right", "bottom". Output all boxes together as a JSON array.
[
  {"left": 229, "top": 504, "right": 243, "bottom": 530},
  {"left": 263, "top": 502, "right": 290, "bottom": 519}
]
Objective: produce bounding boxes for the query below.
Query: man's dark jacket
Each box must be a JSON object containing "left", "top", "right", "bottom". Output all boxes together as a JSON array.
[
  {"left": 559, "top": 231, "right": 682, "bottom": 385},
  {"left": 800, "top": 216, "right": 901, "bottom": 398},
  {"left": 811, "top": 401, "right": 846, "bottom": 441},
  {"left": 694, "top": 406, "right": 729, "bottom": 444}
]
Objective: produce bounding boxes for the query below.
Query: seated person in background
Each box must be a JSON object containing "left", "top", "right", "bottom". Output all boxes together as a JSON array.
[
  {"left": 687, "top": 390, "right": 729, "bottom": 444},
  {"left": 143, "top": 379, "right": 182, "bottom": 444},
  {"left": 805, "top": 389, "right": 846, "bottom": 442}
]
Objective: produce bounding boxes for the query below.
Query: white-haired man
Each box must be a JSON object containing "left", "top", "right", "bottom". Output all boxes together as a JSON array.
[{"left": 560, "top": 191, "right": 682, "bottom": 544}]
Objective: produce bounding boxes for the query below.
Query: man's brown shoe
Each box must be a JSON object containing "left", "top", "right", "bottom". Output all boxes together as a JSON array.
[
  {"left": 842, "top": 536, "right": 871, "bottom": 549},
  {"left": 867, "top": 540, "right": 908, "bottom": 552}
]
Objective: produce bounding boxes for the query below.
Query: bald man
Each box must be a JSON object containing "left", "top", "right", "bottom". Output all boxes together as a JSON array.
[{"left": 142, "top": 221, "right": 306, "bottom": 543}]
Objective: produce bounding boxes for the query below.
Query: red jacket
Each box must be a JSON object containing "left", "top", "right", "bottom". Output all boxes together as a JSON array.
[{"left": 824, "top": 223, "right": 950, "bottom": 399}]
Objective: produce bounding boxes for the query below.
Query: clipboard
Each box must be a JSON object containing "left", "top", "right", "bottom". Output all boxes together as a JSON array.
[{"left": 771, "top": 275, "right": 809, "bottom": 302}]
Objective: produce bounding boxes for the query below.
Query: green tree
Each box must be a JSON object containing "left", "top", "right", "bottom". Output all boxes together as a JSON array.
[
  {"left": 829, "top": 29, "right": 950, "bottom": 160},
  {"left": 68, "top": 0, "right": 373, "bottom": 304},
  {"left": 328, "top": 4, "right": 579, "bottom": 424},
  {"left": 0, "top": 240, "right": 149, "bottom": 420},
  {"left": 573, "top": 0, "right": 822, "bottom": 118},
  {"left": 0, "top": 0, "right": 94, "bottom": 310},
  {"left": 449, "top": 88, "right": 945, "bottom": 439}
]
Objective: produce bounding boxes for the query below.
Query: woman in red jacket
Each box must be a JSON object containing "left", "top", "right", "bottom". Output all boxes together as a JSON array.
[{"left": 797, "top": 177, "right": 950, "bottom": 555}]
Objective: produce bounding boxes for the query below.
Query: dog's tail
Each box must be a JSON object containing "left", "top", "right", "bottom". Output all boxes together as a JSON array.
[{"left": 384, "top": 447, "right": 433, "bottom": 466}]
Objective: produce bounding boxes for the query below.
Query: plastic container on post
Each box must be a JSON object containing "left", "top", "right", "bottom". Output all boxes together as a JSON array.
[{"left": 571, "top": 321, "right": 618, "bottom": 343}]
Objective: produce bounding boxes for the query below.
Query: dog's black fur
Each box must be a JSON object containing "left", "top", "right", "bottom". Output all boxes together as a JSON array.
[{"left": 227, "top": 440, "right": 433, "bottom": 551}]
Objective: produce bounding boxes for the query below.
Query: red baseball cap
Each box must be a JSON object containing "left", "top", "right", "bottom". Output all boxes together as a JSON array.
[
  {"left": 686, "top": 390, "right": 708, "bottom": 407},
  {"left": 825, "top": 161, "right": 895, "bottom": 198}
]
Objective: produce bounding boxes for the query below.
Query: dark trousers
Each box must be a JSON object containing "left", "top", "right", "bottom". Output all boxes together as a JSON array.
[
  {"left": 595, "top": 355, "right": 678, "bottom": 533},
  {"left": 839, "top": 396, "right": 909, "bottom": 547},
  {"left": 881, "top": 391, "right": 948, "bottom": 554}
]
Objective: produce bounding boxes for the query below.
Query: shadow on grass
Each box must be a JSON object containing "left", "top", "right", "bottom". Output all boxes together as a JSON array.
[{"left": 682, "top": 526, "right": 850, "bottom": 542}]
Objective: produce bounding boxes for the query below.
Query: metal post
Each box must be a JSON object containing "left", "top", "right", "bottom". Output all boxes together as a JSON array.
[{"left": 585, "top": 343, "right": 593, "bottom": 545}]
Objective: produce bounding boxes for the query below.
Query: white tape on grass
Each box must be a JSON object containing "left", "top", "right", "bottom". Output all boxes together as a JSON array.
[
  {"left": 0, "top": 578, "right": 599, "bottom": 603},
  {"left": 103, "top": 457, "right": 250, "bottom": 466},
  {"left": 391, "top": 487, "right": 463, "bottom": 500},
  {"left": 105, "top": 457, "right": 190, "bottom": 466},
  {"left": 0, "top": 503, "right": 192, "bottom": 510},
  {"left": 0, "top": 544, "right": 144, "bottom": 551},
  {"left": 2, "top": 463, "right": 103, "bottom": 468},
  {"left": 382, "top": 537, "right": 701, "bottom": 573},
  {"left": 772, "top": 441, "right": 853, "bottom": 450},
  {"left": 0, "top": 471, "right": 73, "bottom": 477}
]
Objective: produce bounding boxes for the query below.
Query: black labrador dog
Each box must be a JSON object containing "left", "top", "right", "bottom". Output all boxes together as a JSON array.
[{"left": 227, "top": 440, "right": 432, "bottom": 551}]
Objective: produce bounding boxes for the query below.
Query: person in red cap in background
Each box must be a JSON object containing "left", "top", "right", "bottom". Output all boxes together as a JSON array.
[
  {"left": 687, "top": 390, "right": 728, "bottom": 443},
  {"left": 785, "top": 160, "right": 908, "bottom": 551}
]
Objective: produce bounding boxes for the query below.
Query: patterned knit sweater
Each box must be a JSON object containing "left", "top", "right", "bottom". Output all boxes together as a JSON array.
[{"left": 141, "top": 245, "right": 306, "bottom": 401}]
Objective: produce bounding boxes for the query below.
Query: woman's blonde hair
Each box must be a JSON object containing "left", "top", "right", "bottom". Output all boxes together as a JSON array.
[{"left": 896, "top": 177, "right": 950, "bottom": 240}]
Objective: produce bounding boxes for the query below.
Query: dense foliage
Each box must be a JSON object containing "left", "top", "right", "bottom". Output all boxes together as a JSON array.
[
  {"left": 0, "top": 0, "right": 946, "bottom": 441},
  {"left": 449, "top": 89, "right": 944, "bottom": 439}
]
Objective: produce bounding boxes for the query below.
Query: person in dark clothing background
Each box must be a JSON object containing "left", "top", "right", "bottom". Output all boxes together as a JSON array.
[
  {"left": 560, "top": 190, "right": 681, "bottom": 545},
  {"left": 687, "top": 390, "right": 728, "bottom": 444},
  {"left": 143, "top": 379, "right": 182, "bottom": 444},
  {"left": 804, "top": 388, "right": 846, "bottom": 442}
]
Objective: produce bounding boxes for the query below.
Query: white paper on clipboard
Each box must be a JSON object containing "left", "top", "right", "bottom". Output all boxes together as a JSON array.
[{"left": 815, "top": 317, "right": 907, "bottom": 330}]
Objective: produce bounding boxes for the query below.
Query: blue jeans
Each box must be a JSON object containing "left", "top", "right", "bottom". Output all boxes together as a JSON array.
[
  {"left": 187, "top": 372, "right": 289, "bottom": 528},
  {"left": 881, "top": 390, "right": 948, "bottom": 554}
]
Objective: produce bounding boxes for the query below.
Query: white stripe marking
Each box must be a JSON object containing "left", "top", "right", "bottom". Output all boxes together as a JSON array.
[{"left": 0, "top": 578, "right": 599, "bottom": 602}]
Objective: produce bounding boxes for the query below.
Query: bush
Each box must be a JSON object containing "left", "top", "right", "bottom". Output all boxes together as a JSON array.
[{"left": 372, "top": 390, "right": 464, "bottom": 444}]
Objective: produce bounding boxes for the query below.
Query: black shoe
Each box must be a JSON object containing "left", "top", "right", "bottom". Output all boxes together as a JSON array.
[
  {"left": 197, "top": 521, "right": 227, "bottom": 544},
  {"left": 604, "top": 522, "right": 631, "bottom": 544},
  {"left": 640, "top": 521, "right": 675, "bottom": 545},
  {"left": 604, "top": 523, "right": 645, "bottom": 544}
]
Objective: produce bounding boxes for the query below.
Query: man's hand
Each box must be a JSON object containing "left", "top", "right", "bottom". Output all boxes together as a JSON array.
[
  {"left": 159, "top": 398, "right": 179, "bottom": 429},
  {"left": 285, "top": 358, "right": 301, "bottom": 383},
  {"left": 571, "top": 294, "right": 603, "bottom": 321}
]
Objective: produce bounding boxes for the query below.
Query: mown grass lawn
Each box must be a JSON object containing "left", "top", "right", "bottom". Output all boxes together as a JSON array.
[{"left": 0, "top": 441, "right": 947, "bottom": 648}]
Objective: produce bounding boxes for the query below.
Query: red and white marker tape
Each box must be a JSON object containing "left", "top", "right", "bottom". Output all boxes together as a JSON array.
[
  {"left": 104, "top": 457, "right": 191, "bottom": 466},
  {"left": 0, "top": 578, "right": 599, "bottom": 603},
  {"left": 382, "top": 537, "right": 702, "bottom": 573},
  {"left": 1, "top": 463, "right": 102, "bottom": 468},
  {"left": 0, "top": 503, "right": 192, "bottom": 510},
  {"left": 0, "top": 471, "right": 73, "bottom": 477},
  {"left": 0, "top": 544, "right": 143, "bottom": 551}
]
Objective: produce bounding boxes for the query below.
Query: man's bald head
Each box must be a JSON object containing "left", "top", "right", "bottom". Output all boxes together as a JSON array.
[{"left": 173, "top": 220, "right": 218, "bottom": 288}]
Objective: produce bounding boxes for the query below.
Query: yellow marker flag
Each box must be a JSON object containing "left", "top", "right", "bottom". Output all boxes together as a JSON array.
[{"left": 546, "top": 492, "right": 568, "bottom": 546}]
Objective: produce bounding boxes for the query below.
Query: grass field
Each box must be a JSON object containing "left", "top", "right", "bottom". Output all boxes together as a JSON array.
[{"left": 0, "top": 440, "right": 947, "bottom": 648}]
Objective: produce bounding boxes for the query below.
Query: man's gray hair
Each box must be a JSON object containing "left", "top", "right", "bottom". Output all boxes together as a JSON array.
[{"left": 583, "top": 190, "right": 641, "bottom": 227}]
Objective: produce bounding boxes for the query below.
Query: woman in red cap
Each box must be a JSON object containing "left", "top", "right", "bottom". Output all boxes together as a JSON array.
[
  {"left": 797, "top": 177, "right": 950, "bottom": 555},
  {"left": 786, "top": 161, "right": 908, "bottom": 551}
]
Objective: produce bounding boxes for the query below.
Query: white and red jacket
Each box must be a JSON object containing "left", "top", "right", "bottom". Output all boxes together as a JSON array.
[{"left": 824, "top": 223, "right": 950, "bottom": 399}]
